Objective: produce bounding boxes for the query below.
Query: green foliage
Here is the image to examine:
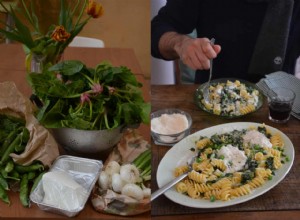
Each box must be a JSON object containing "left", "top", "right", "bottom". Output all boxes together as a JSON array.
[
  {"left": 0, "top": 0, "right": 102, "bottom": 69},
  {"left": 132, "top": 149, "right": 151, "bottom": 181},
  {"left": 27, "top": 60, "right": 150, "bottom": 130}
]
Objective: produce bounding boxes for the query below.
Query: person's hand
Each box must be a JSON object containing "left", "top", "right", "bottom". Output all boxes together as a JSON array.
[{"left": 175, "top": 37, "right": 221, "bottom": 70}]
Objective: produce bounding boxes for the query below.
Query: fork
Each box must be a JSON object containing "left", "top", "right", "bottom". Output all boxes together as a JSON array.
[
  {"left": 202, "top": 38, "right": 215, "bottom": 102},
  {"left": 151, "top": 155, "right": 197, "bottom": 201}
]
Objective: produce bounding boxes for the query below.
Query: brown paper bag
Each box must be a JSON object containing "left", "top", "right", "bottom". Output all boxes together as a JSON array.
[{"left": 0, "top": 81, "right": 59, "bottom": 166}]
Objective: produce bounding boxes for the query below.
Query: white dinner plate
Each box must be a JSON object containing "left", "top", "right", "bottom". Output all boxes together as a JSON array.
[{"left": 156, "top": 122, "right": 294, "bottom": 208}]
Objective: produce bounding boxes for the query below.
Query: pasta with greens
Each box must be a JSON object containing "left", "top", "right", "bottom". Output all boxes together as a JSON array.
[
  {"left": 200, "top": 80, "right": 260, "bottom": 117},
  {"left": 174, "top": 124, "right": 289, "bottom": 202}
]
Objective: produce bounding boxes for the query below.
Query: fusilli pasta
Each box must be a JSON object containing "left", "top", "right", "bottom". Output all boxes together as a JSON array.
[
  {"left": 174, "top": 124, "right": 288, "bottom": 202},
  {"left": 199, "top": 80, "right": 260, "bottom": 117}
]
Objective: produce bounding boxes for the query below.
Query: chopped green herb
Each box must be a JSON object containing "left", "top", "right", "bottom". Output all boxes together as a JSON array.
[
  {"left": 210, "top": 195, "right": 216, "bottom": 202},
  {"left": 253, "top": 144, "right": 261, "bottom": 150},
  {"left": 241, "top": 170, "right": 255, "bottom": 184},
  {"left": 196, "top": 157, "right": 202, "bottom": 163},
  {"left": 285, "top": 156, "right": 290, "bottom": 162},
  {"left": 265, "top": 157, "right": 274, "bottom": 170}
]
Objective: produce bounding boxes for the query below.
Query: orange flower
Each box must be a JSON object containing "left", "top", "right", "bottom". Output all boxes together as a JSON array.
[
  {"left": 51, "top": 25, "right": 71, "bottom": 42},
  {"left": 86, "top": 0, "right": 104, "bottom": 18}
]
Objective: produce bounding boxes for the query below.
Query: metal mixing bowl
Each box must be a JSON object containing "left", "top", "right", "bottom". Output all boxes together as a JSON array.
[{"left": 51, "top": 125, "right": 137, "bottom": 154}]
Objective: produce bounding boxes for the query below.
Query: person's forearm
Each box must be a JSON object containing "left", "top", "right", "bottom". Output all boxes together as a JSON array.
[{"left": 158, "top": 32, "right": 192, "bottom": 60}]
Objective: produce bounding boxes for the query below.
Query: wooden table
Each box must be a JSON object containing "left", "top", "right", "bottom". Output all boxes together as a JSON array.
[
  {"left": 151, "top": 84, "right": 300, "bottom": 220},
  {"left": 0, "top": 44, "right": 150, "bottom": 219}
]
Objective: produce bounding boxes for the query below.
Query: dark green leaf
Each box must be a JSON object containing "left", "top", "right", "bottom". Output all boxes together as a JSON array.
[{"left": 48, "top": 60, "right": 85, "bottom": 75}]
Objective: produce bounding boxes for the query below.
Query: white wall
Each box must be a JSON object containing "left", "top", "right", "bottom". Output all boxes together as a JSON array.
[{"left": 151, "top": 0, "right": 175, "bottom": 85}]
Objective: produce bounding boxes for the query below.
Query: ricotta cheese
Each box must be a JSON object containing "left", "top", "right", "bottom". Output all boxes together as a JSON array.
[
  {"left": 151, "top": 113, "right": 188, "bottom": 135},
  {"left": 217, "top": 144, "right": 247, "bottom": 173},
  {"left": 42, "top": 171, "right": 87, "bottom": 211},
  {"left": 243, "top": 130, "right": 272, "bottom": 148}
]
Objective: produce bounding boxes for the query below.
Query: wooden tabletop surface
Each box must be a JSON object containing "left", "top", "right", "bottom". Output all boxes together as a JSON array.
[
  {"left": 151, "top": 84, "right": 300, "bottom": 220},
  {"left": 0, "top": 44, "right": 150, "bottom": 219}
]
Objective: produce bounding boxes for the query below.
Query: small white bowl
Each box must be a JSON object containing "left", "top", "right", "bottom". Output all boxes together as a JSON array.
[{"left": 151, "top": 108, "right": 192, "bottom": 146}]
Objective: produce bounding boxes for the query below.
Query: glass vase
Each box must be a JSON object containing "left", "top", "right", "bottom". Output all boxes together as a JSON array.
[
  {"left": 30, "top": 53, "right": 63, "bottom": 73},
  {"left": 31, "top": 54, "right": 47, "bottom": 74}
]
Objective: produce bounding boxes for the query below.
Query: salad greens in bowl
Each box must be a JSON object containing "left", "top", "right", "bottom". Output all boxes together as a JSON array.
[{"left": 27, "top": 60, "right": 150, "bottom": 153}]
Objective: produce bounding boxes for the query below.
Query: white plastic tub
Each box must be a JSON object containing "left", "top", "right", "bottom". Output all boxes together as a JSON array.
[{"left": 30, "top": 155, "right": 103, "bottom": 217}]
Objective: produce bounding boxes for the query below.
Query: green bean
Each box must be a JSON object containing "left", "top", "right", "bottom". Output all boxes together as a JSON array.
[
  {"left": 10, "top": 170, "right": 20, "bottom": 180},
  {"left": 2, "top": 168, "right": 20, "bottom": 181},
  {"left": 19, "top": 174, "right": 29, "bottom": 207},
  {"left": 0, "top": 184, "right": 10, "bottom": 205},
  {"left": 0, "top": 114, "right": 25, "bottom": 128},
  {"left": 14, "top": 143, "right": 26, "bottom": 153},
  {"left": 27, "top": 171, "right": 36, "bottom": 180},
  {"left": 20, "top": 128, "right": 30, "bottom": 144},
  {"left": 15, "top": 128, "right": 30, "bottom": 153},
  {"left": 1, "top": 168, "right": 8, "bottom": 178},
  {"left": 31, "top": 171, "right": 45, "bottom": 193},
  {"left": 4, "top": 160, "right": 14, "bottom": 173},
  {"left": 14, "top": 162, "right": 44, "bottom": 174},
  {"left": 0, "top": 173, "right": 9, "bottom": 190},
  {"left": 0, "top": 129, "right": 19, "bottom": 156},
  {"left": 0, "top": 134, "right": 21, "bottom": 165}
]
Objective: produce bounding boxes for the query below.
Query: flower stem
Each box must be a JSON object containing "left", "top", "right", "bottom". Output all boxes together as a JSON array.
[
  {"left": 21, "top": 0, "right": 38, "bottom": 32},
  {"left": 63, "top": 90, "right": 93, "bottom": 98},
  {"left": 89, "top": 101, "right": 93, "bottom": 120},
  {"left": 104, "top": 110, "right": 111, "bottom": 129},
  {"left": 82, "top": 73, "right": 94, "bottom": 85},
  {"left": 74, "top": 0, "right": 89, "bottom": 27},
  {"left": 71, "top": 0, "right": 81, "bottom": 17}
]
